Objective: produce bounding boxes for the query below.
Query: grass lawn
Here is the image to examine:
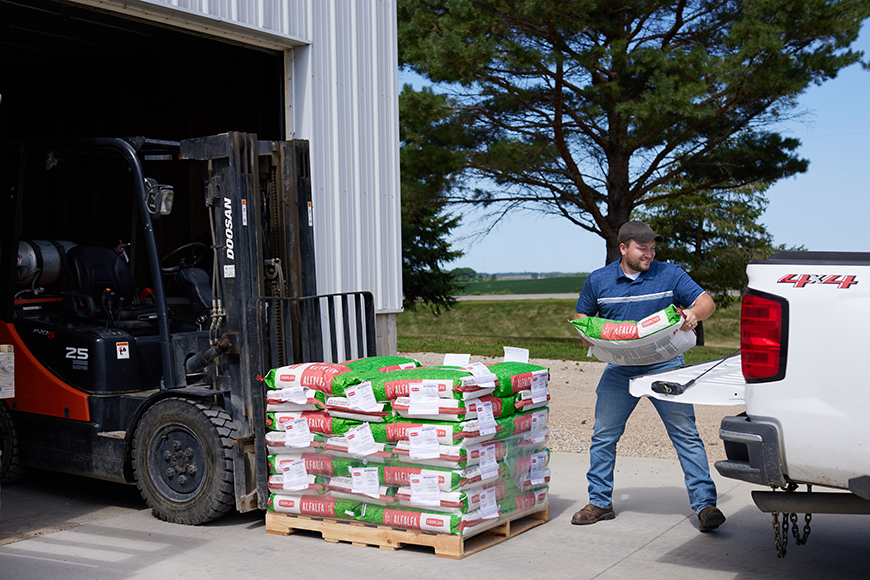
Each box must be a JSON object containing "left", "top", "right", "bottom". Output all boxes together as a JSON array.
[{"left": 398, "top": 298, "right": 740, "bottom": 364}]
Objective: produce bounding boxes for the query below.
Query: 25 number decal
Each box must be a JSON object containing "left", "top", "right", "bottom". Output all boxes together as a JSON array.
[{"left": 65, "top": 347, "right": 89, "bottom": 360}]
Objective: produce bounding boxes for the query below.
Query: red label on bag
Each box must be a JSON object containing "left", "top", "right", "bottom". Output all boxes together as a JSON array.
[
  {"left": 515, "top": 492, "right": 536, "bottom": 511},
  {"left": 303, "top": 455, "right": 334, "bottom": 475},
  {"left": 385, "top": 379, "right": 450, "bottom": 399},
  {"left": 383, "top": 466, "right": 445, "bottom": 486},
  {"left": 514, "top": 454, "right": 532, "bottom": 473},
  {"left": 384, "top": 509, "right": 420, "bottom": 528},
  {"left": 514, "top": 413, "right": 533, "bottom": 433},
  {"left": 470, "top": 395, "right": 502, "bottom": 416},
  {"left": 511, "top": 372, "right": 534, "bottom": 391},
  {"left": 300, "top": 496, "right": 336, "bottom": 517},
  {"left": 383, "top": 466, "right": 422, "bottom": 485},
  {"left": 601, "top": 321, "right": 639, "bottom": 340},
  {"left": 277, "top": 363, "right": 350, "bottom": 393},
  {"left": 302, "top": 412, "right": 333, "bottom": 434},
  {"left": 386, "top": 422, "right": 418, "bottom": 441},
  {"left": 469, "top": 442, "right": 505, "bottom": 461},
  {"left": 385, "top": 422, "right": 448, "bottom": 441}
]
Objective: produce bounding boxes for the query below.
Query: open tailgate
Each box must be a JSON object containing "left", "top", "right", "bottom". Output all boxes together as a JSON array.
[{"left": 629, "top": 353, "right": 745, "bottom": 406}]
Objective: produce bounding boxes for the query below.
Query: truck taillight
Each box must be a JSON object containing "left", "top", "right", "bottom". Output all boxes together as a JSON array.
[{"left": 741, "top": 289, "right": 788, "bottom": 382}]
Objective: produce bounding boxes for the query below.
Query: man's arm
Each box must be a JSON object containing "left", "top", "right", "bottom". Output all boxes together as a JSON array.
[
  {"left": 572, "top": 312, "right": 594, "bottom": 347},
  {"left": 680, "top": 292, "right": 715, "bottom": 331}
]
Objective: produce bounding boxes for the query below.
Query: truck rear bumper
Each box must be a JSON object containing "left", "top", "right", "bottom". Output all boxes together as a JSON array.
[{"left": 714, "top": 415, "right": 787, "bottom": 488}]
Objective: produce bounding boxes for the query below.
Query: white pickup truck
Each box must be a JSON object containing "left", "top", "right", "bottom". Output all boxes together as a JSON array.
[{"left": 631, "top": 251, "right": 870, "bottom": 556}]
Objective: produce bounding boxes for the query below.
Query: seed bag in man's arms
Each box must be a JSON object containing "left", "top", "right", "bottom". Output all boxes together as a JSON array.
[{"left": 571, "top": 305, "right": 696, "bottom": 366}]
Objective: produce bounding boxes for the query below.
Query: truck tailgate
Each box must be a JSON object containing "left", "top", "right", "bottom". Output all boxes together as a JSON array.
[{"left": 629, "top": 354, "right": 745, "bottom": 406}]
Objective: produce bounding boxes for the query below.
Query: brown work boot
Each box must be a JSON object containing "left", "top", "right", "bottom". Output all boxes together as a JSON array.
[
  {"left": 571, "top": 503, "right": 615, "bottom": 525},
  {"left": 698, "top": 506, "right": 726, "bottom": 532}
]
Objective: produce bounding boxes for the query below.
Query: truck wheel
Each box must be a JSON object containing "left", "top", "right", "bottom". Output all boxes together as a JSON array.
[
  {"left": 132, "top": 397, "right": 236, "bottom": 525},
  {"left": 0, "top": 401, "right": 26, "bottom": 483}
]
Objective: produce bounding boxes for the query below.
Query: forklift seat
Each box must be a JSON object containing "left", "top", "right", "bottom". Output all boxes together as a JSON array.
[{"left": 63, "top": 246, "right": 154, "bottom": 321}]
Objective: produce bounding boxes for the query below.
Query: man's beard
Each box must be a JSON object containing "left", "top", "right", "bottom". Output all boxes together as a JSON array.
[{"left": 624, "top": 255, "right": 651, "bottom": 273}]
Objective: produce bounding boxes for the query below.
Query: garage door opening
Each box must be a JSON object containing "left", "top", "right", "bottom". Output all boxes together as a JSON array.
[{"left": 0, "top": 0, "right": 285, "bottom": 143}]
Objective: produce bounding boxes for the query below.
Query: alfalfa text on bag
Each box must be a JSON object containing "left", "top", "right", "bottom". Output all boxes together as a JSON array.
[{"left": 263, "top": 362, "right": 352, "bottom": 394}]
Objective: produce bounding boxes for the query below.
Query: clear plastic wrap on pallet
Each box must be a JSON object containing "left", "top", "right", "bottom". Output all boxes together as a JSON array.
[{"left": 262, "top": 350, "right": 550, "bottom": 536}]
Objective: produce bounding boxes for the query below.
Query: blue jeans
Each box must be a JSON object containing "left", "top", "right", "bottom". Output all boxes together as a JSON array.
[{"left": 587, "top": 356, "right": 718, "bottom": 513}]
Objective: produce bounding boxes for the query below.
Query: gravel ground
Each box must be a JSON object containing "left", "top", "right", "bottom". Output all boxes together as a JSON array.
[{"left": 399, "top": 352, "right": 744, "bottom": 463}]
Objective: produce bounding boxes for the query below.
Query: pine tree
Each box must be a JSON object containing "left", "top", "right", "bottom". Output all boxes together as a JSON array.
[{"left": 398, "top": 0, "right": 869, "bottom": 263}]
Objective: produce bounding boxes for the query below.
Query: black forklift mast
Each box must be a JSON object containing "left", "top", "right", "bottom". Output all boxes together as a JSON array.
[
  {"left": 181, "top": 132, "right": 378, "bottom": 511},
  {"left": 181, "top": 132, "right": 271, "bottom": 510}
]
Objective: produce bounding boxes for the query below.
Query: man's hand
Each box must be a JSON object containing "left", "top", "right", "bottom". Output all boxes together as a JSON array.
[
  {"left": 573, "top": 312, "right": 594, "bottom": 347},
  {"left": 680, "top": 292, "right": 715, "bottom": 332}
]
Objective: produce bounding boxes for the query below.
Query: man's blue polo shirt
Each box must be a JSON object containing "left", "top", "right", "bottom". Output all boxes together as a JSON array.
[{"left": 575, "top": 259, "right": 705, "bottom": 321}]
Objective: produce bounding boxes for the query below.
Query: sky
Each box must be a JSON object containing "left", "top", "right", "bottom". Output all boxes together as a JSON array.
[{"left": 400, "top": 29, "right": 870, "bottom": 275}]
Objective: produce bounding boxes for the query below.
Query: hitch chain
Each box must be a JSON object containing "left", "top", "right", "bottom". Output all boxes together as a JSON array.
[{"left": 771, "top": 483, "right": 813, "bottom": 558}]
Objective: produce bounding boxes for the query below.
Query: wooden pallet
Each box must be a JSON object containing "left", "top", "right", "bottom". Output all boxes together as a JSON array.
[{"left": 265, "top": 504, "right": 549, "bottom": 559}]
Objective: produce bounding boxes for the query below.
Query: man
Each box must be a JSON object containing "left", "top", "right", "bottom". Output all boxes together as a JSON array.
[{"left": 571, "top": 220, "right": 726, "bottom": 532}]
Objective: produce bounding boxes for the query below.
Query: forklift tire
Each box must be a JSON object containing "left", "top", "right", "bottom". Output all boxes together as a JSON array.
[
  {"left": 132, "top": 397, "right": 236, "bottom": 525},
  {"left": 0, "top": 401, "right": 26, "bottom": 483}
]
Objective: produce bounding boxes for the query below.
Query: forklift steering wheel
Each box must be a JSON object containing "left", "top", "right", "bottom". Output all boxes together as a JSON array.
[{"left": 160, "top": 242, "right": 209, "bottom": 274}]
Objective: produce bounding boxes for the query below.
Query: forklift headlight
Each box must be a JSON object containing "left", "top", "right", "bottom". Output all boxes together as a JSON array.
[
  {"left": 145, "top": 178, "right": 174, "bottom": 217},
  {"left": 157, "top": 187, "right": 174, "bottom": 215}
]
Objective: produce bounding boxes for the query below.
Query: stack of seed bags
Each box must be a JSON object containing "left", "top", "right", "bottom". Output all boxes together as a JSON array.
[{"left": 264, "top": 348, "right": 551, "bottom": 535}]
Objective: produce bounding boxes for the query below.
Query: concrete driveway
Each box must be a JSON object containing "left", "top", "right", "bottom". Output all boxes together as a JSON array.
[{"left": 1, "top": 453, "right": 867, "bottom": 580}]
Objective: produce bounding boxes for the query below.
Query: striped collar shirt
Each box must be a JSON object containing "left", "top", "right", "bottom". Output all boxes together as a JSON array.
[{"left": 575, "top": 259, "right": 705, "bottom": 322}]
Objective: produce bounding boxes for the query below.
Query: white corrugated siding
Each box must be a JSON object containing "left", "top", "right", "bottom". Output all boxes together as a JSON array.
[
  {"left": 79, "top": 0, "right": 403, "bottom": 316},
  {"left": 293, "top": 0, "right": 402, "bottom": 315}
]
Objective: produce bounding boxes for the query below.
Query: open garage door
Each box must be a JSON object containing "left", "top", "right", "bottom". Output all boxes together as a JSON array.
[
  {"left": 0, "top": 0, "right": 294, "bottom": 304},
  {"left": 0, "top": 0, "right": 286, "bottom": 143}
]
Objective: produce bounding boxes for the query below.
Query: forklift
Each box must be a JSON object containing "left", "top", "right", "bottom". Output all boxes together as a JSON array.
[{"left": 0, "top": 132, "right": 376, "bottom": 524}]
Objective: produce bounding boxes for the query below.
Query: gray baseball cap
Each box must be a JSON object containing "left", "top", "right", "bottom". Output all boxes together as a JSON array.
[{"left": 617, "top": 220, "right": 663, "bottom": 245}]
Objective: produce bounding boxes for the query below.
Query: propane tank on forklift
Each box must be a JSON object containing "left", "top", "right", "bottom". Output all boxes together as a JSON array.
[{"left": 15, "top": 240, "right": 76, "bottom": 295}]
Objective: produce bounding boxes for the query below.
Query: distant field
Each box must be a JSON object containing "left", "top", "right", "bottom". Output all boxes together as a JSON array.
[
  {"left": 458, "top": 275, "right": 587, "bottom": 296},
  {"left": 398, "top": 298, "right": 740, "bottom": 363}
]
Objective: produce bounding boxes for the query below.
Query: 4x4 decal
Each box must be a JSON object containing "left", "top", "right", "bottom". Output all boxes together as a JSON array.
[{"left": 777, "top": 274, "right": 858, "bottom": 289}]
